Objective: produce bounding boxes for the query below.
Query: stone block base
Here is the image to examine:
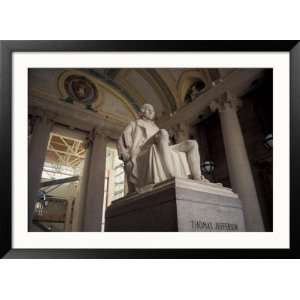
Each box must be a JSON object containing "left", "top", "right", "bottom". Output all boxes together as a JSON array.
[{"left": 105, "top": 178, "right": 245, "bottom": 232}]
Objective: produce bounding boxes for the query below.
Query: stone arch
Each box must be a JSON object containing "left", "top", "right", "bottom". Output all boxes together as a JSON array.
[{"left": 57, "top": 69, "right": 139, "bottom": 121}]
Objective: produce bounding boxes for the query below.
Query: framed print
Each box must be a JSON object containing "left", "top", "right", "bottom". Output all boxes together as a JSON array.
[{"left": 0, "top": 40, "right": 299, "bottom": 258}]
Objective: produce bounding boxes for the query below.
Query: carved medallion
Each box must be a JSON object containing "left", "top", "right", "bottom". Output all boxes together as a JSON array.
[{"left": 64, "top": 75, "right": 97, "bottom": 104}]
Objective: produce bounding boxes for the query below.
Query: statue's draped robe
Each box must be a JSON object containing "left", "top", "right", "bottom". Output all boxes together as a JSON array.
[{"left": 118, "top": 119, "right": 191, "bottom": 189}]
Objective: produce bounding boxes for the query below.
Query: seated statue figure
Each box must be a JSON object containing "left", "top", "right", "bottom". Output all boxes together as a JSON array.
[{"left": 117, "top": 103, "right": 208, "bottom": 193}]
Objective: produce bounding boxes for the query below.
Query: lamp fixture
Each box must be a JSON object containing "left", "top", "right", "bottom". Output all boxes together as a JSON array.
[
  {"left": 34, "top": 190, "right": 48, "bottom": 216},
  {"left": 264, "top": 133, "right": 273, "bottom": 149},
  {"left": 201, "top": 161, "right": 215, "bottom": 174}
]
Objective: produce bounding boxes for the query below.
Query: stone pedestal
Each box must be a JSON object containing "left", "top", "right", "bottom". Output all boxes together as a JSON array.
[{"left": 105, "top": 178, "right": 245, "bottom": 232}]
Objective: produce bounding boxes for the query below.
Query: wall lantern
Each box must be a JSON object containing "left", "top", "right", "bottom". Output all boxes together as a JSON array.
[
  {"left": 264, "top": 133, "right": 273, "bottom": 149},
  {"left": 201, "top": 161, "right": 215, "bottom": 174},
  {"left": 34, "top": 201, "right": 44, "bottom": 216},
  {"left": 34, "top": 190, "right": 48, "bottom": 216}
]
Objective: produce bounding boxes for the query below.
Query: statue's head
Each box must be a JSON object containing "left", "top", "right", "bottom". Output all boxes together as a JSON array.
[{"left": 140, "top": 103, "right": 155, "bottom": 120}]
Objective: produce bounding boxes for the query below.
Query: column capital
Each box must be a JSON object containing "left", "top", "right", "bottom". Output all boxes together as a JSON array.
[
  {"left": 30, "top": 111, "right": 55, "bottom": 136},
  {"left": 210, "top": 93, "right": 242, "bottom": 113},
  {"left": 83, "top": 127, "right": 107, "bottom": 149},
  {"left": 30, "top": 107, "right": 58, "bottom": 123},
  {"left": 42, "top": 110, "right": 58, "bottom": 122}
]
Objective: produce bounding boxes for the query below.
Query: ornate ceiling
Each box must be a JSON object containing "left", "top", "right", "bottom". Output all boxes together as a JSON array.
[{"left": 29, "top": 67, "right": 264, "bottom": 130}]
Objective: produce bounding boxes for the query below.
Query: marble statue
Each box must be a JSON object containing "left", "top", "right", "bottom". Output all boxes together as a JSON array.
[{"left": 118, "top": 104, "right": 208, "bottom": 192}]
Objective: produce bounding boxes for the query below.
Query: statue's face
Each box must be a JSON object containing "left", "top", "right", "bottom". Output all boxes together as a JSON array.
[{"left": 141, "top": 104, "right": 155, "bottom": 120}]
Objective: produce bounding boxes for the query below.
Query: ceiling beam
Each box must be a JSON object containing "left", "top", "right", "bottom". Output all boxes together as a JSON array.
[
  {"left": 47, "top": 147, "right": 85, "bottom": 159},
  {"left": 41, "top": 176, "right": 80, "bottom": 187}
]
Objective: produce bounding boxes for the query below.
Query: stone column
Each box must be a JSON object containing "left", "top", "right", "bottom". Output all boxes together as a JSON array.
[
  {"left": 72, "top": 148, "right": 91, "bottom": 231},
  {"left": 64, "top": 198, "right": 75, "bottom": 232},
  {"left": 210, "top": 94, "right": 265, "bottom": 231},
  {"left": 28, "top": 114, "right": 54, "bottom": 229},
  {"left": 28, "top": 117, "right": 34, "bottom": 149},
  {"left": 81, "top": 128, "right": 107, "bottom": 232},
  {"left": 106, "top": 169, "right": 115, "bottom": 207},
  {"left": 124, "top": 173, "right": 129, "bottom": 195}
]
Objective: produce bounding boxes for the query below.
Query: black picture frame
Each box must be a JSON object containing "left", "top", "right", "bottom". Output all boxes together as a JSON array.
[{"left": 1, "top": 40, "right": 299, "bottom": 259}]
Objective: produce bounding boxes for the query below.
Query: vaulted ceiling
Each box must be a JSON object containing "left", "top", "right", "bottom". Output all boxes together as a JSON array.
[{"left": 29, "top": 67, "right": 264, "bottom": 130}]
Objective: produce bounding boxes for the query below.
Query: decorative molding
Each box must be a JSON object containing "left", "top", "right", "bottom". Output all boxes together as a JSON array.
[
  {"left": 30, "top": 87, "right": 133, "bottom": 126},
  {"left": 63, "top": 74, "right": 98, "bottom": 112},
  {"left": 58, "top": 69, "right": 138, "bottom": 118},
  {"left": 29, "top": 93, "right": 124, "bottom": 140},
  {"left": 57, "top": 70, "right": 104, "bottom": 112}
]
